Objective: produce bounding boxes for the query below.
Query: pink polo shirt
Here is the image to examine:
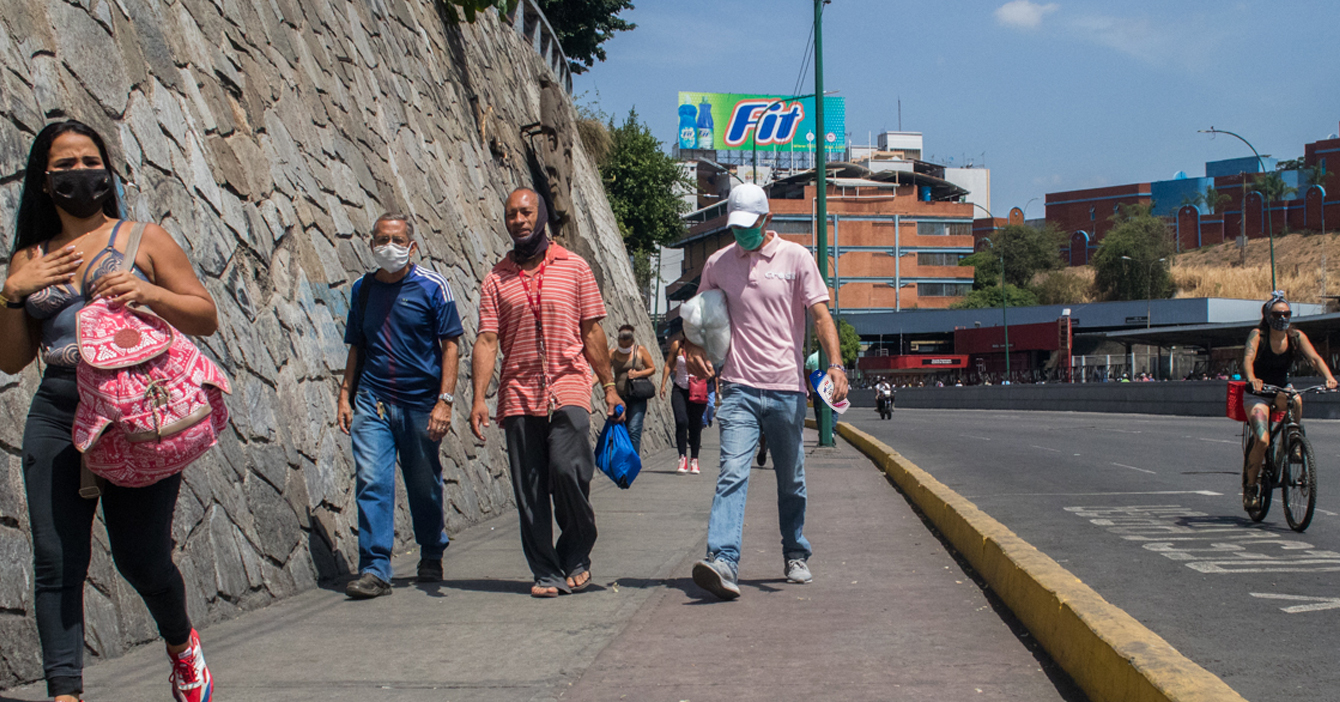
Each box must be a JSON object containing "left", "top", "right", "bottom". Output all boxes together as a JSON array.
[{"left": 699, "top": 232, "right": 829, "bottom": 393}]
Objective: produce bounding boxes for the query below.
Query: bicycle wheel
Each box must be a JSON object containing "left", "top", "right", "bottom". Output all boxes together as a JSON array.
[
  {"left": 1283, "top": 432, "right": 1317, "bottom": 532},
  {"left": 1243, "top": 432, "right": 1272, "bottom": 522}
]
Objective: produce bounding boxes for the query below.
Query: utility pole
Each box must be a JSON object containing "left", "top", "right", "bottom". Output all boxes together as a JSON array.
[{"left": 814, "top": 0, "right": 834, "bottom": 447}]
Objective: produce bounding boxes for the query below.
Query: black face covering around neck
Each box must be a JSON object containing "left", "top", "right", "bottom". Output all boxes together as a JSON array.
[
  {"left": 511, "top": 194, "right": 550, "bottom": 263},
  {"left": 47, "top": 169, "right": 112, "bottom": 219}
]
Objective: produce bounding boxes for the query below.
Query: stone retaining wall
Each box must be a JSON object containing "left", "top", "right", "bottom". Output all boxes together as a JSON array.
[{"left": 0, "top": 0, "right": 670, "bottom": 687}]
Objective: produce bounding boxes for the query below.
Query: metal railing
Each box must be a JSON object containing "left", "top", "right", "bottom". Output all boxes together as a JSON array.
[{"left": 505, "top": 0, "right": 573, "bottom": 94}]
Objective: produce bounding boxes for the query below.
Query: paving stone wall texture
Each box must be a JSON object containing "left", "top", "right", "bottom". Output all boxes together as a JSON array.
[{"left": 0, "top": 0, "right": 672, "bottom": 687}]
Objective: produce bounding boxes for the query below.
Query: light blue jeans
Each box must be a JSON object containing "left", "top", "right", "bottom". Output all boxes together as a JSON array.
[
  {"left": 623, "top": 397, "right": 647, "bottom": 455},
  {"left": 705, "top": 382, "right": 812, "bottom": 573},
  {"left": 350, "top": 390, "right": 450, "bottom": 582}
]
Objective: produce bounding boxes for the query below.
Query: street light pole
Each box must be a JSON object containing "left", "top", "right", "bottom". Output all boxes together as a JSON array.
[
  {"left": 974, "top": 204, "right": 1010, "bottom": 383},
  {"left": 1199, "top": 127, "right": 1275, "bottom": 290},
  {"left": 813, "top": 0, "right": 834, "bottom": 447}
]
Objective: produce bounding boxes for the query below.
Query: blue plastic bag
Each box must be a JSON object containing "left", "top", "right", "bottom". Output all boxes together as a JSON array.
[{"left": 595, "top": 411, "right": 642, "bottom": 489}]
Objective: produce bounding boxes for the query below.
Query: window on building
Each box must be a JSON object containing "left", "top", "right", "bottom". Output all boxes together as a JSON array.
[
  {"left": 916, "top": 252, "right": 965, "bottom": 266},
  {"left": 770, "top": 220, "right": 812, "bottom": 236},
  {"left": 917, "top": 282, "right": 973, "bottom": 297},
  {"left": 916, "top": 221, "right": 971, "bottom": 237}
]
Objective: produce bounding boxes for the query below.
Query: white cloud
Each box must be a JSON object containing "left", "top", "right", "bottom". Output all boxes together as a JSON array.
[
  {"left": 1066, "top": 13, "right": 1226, "bottom": 73},
  {"left": 995, "top": 0, "right": 1060, "bottom": 30}
]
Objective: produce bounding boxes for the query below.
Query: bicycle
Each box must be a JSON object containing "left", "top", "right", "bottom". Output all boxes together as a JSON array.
[{"left": 1241, "top": 384, "right": 1328, "bottom": 532}]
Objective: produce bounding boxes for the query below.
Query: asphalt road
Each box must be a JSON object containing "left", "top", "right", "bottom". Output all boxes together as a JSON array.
[{"left": 847, "top": 407, "right": 1340, "bottom": 702}]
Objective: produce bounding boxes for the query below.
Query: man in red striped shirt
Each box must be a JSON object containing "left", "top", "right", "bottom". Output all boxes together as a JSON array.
[{"left": 471, "top": 188, "right": 623, "bottom": 598}]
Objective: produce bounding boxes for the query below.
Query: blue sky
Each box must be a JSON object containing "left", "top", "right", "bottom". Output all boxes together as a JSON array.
[{"left": 572, "top": 0, "right": 1340, "bottom": 215}]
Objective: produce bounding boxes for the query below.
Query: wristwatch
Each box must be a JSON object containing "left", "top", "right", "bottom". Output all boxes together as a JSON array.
[
  {"left": 0, "top": 290, "right": 25, "bottom": 309},
  {"left": 828, "top": 364, "right": 846, "bottom": 373},
  {"left": 438, "top": 392, "right": 454, "bottom": 404}
]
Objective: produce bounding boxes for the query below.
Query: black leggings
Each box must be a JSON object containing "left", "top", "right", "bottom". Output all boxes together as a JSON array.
[
  {"left": 23, "top": 368, "right": 192, "bottom": 698},
  {"left": 671, "top": 384, "right": 706, "bottom": 459}
]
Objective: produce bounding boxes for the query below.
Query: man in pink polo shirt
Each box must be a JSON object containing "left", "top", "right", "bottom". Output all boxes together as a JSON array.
[{"left": 684, "top": 183, "right": 848, "bottom": 600}]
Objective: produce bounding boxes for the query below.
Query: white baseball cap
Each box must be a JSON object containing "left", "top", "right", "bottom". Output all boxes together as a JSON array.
[{"left": 726, "top": 183, "right": 769, "bottom": 228}]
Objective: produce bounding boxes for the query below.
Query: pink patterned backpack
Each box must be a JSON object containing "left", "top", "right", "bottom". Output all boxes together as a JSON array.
[{"left": 71, "top": 223, "right": 231, "bottom": 488}]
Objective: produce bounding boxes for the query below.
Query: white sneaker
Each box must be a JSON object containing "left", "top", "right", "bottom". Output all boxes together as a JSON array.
[
  {"left": 676, "top": 456, "right": 689, "bottom": 473},
  {"left": 690, "top": 458, "right": 700, "bottom": 474}
]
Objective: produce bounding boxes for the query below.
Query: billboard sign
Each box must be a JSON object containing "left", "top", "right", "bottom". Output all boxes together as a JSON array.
[{"left": 677, "top": 91, "right": 846, "bottom": 153}]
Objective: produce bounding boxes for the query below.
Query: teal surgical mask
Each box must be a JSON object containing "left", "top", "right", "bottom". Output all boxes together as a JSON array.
[{"left": 732, "top": 223, "right": 765, "bottom": 251}]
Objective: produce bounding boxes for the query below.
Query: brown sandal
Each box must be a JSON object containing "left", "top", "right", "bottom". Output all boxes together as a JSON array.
[
  {"left": 531, "top": 583, "right": 560, "bottom": 598},
  {"left": 567, "top": 570, "right": 592, "bottom": 592}
]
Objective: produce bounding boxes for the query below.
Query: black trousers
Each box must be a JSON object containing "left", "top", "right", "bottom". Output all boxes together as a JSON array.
[
  {"left": 671, "top": 384, "right": 706, "bottom": 459},
  {"left": 503, "top": 405, "right": 598, "bottom": 590},
  {"left": 22, "top": 368, "right": 192, "bottom": 697}
]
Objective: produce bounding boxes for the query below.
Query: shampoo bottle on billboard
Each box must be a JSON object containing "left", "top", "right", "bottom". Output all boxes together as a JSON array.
[
  {"left": 678, "top": 104, "right": 698, "bottom": 150},
  {"left": 696, "top": 99, "right": 714, "bottom": 150}
]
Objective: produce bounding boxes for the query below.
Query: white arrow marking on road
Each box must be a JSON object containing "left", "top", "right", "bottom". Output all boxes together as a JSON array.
[{"left": 1250, "top": 593, "right": 1340, "bottom": 613}]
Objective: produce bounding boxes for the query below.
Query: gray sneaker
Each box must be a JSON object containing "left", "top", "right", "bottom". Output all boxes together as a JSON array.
[
  {"left": 785, "top": 558, "right": 813, "bottom": 584},
  {"left": 692, "top": 558, "right": 741, "bottom": 600}
]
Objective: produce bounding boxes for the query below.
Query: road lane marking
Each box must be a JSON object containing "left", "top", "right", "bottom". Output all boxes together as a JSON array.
[
  {"left": 1029, "top": 445, "right": 1062, "bottom": 453},
  {"left": 1250, "top": 593, "right": 1340, "bottom": 613},
  {"left": 1318, "top": 509, "right": 1339, "bottom": 517},
  {"left": 1198, "top": 438, "right": 1237, "bottom": 444},
  {"left": 1111, "top": 462, "right": 1156, "bottom": 474},
  {"left": 961, "top": 434, "right": 992, "bottom": 441},
  {"left": 1065, "top": 505, "right": 1340, "bottom": 574}
]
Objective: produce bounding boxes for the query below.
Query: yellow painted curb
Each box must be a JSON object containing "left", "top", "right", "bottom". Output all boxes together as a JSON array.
[{"left": 834, "top": 421, "right": 1247, "bottom": 702}]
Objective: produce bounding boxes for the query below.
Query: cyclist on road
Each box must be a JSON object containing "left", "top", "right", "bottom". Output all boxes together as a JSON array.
[{"left": 1241, "top": 292, "right": 1337, "bottom": 508}]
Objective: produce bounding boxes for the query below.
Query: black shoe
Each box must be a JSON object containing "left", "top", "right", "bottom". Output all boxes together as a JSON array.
[
  {"left": 756, "top": 445, "right": 768, "bottom": 467},
  {"left": 417, "top": 558, "right": 443, "bottom": 583},
  {"left": 346, "top": 573, "right": 393, "bottom": 599}
]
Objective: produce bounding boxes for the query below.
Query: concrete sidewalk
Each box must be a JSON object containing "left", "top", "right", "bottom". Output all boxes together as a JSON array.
[{"left": 4, "top": 430, "right": 1084, "bottom": 702}]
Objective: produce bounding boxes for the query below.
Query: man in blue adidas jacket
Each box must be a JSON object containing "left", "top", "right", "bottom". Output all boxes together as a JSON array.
[{"left": 336, "top": 213, "right": 463, "bottom": 599}]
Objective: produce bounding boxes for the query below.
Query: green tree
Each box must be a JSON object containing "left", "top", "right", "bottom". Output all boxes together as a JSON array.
[
  {"left": 1203, "top": 186, "right": 1229, "bottom": 214},
  {"left": 537, "top": 0, "right": 636, "bottom": 74},
  {"left": 970, "top": 224, "right": 1065, "bottom": 288},
  {"left": 949, "top": 284, "right": 1039, "bottom": 310},
  {"left": 1252, "top": 171, "right": 1297, "bottom": 203},
  {"left": 837, "top": 318, "right": 860, "bottom": 367},
  {"left": 1091, "top": 204, "right": 1175, "bottom": 301},
  {"left": 599, "top": 108, "right": 692, "bottom": 292},
  {"left": 958, "top": 251, "right": 1000, "bottom": 290},
  {"left": 1305, "top": 163, "right": 1329, "bottom": 188}
]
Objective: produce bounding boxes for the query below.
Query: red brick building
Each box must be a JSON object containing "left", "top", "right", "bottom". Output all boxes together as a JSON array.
[{"left": 667, "top": 164, "right": 979, "bottom": 317}]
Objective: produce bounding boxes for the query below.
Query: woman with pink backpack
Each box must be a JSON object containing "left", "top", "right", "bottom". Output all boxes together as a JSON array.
[{"left": 2, "top": 121, "right": 220, "bottom": 702}]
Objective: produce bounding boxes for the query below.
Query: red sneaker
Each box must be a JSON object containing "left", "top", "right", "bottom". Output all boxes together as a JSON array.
[
  {"left": 690, "top": 458, "right": 700, "bottom": 474},
  {"left": 676, "top": 456, "right": 689, "bottom": 474},
  {"left": 168, "top": 629, "right": 213, "bottom": 702}
]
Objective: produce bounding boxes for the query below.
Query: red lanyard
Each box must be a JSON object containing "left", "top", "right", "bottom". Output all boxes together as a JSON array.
[
  {"left": 519, "top": 261, "right": 545, "bottom": 321},
  {"left": 517, "top": 261, "right": 557, "bottom": 414}
]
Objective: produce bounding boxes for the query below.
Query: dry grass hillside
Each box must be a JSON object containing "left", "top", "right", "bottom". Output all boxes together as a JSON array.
[{"left": 1173, "top": 231, "right": 1340, "bottom": 304}]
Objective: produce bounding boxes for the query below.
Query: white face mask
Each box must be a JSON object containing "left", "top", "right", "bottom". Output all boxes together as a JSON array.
[
  {"left": 617, "top": 344, "right": 634, "bottom": 354},
  {"left": 372, "top": 243, "right": 412, "bottom": 273}
]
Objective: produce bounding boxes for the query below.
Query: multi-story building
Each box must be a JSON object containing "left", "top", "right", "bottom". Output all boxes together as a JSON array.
[
  {"left": 1027, "top": 122, "right": 1340, "bottom": 265},
  {"left": 665, "top": 162, "right": 979, "bottom": 325}
]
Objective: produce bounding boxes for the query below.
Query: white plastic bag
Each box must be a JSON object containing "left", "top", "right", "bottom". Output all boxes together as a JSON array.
[{"left": 681, "top": 289, "right": 731, "bottom": 366}]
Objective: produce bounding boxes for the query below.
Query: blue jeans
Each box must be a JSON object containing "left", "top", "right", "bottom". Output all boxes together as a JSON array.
[
  {"left": 705, "top": 382, "right": 811, "bottom": 572},
  {"left": 350, "top": 390, "right": 450, "bottom": 582},
  {"left": 623, "top": 397, "right": 647, "bottom": 454}
]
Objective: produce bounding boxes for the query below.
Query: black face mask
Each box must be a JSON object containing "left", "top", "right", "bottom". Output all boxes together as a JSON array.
[
  {"left": 47, "top": 169, "right": 112, "bottom": 219},
  {"left": 511, "top": 194, "right": 551, "bottom": 263}
]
